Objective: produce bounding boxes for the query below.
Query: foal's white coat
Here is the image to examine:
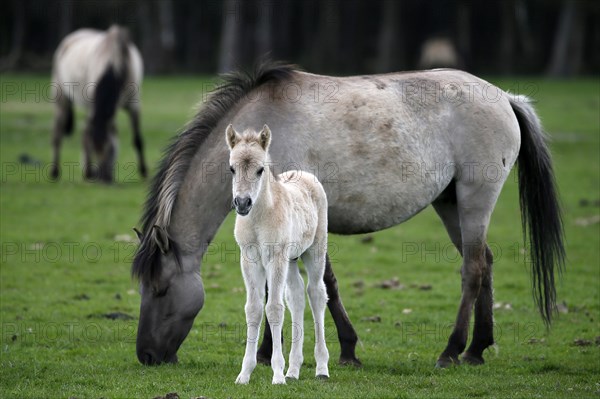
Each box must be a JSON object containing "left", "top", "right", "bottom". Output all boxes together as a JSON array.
[{"left": 226, "top": 124, "right": 329, "bottom": 384}]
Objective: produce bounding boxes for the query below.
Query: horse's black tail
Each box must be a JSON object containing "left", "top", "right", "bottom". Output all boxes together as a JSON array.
[
  {"left": 90, "top": 25, "right": 130, "bottom": 152},
  {"left": 509, "top": 94, "right": 565, "bottom": 325}
]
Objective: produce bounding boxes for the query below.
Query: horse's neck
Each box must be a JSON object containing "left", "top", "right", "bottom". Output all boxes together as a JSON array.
[{"left": 168, "top": 131, "right": 233, "bottom": 268}]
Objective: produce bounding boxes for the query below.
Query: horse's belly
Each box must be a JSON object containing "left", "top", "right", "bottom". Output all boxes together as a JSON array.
[{"left": 325, "top": 175, "right": 448, "bottom": 234}]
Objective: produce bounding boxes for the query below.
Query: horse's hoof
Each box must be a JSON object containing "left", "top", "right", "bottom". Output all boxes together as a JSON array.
[
  {"left": 461, "top": 353, "right": 485, "bottom": 366},
  {"left": 285, "top": 376, "right": 298, "bottom": 383},
  {"left": 316, "top": 374, "right": 329, "bottom": 380},
  {"left": 50, "top": 168, "right": 60, "bottom": 181},
  {"left": 339, "top": 356, "right": 362, "bottom": 367},
  {"left": 435, "top": 356, "right": 460, "bottom": 368}
]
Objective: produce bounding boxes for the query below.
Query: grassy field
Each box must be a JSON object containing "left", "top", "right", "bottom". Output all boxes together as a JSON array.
[{"left": 1, "top": 73, "right": 598, "bottom": 398}]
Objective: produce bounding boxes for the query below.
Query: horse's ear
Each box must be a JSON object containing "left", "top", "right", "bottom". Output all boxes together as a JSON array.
[
  {"left": 132, "top": 227, "right": 143, "bottom": 241},
  {"left": 259, "top": 124, "right": 271, "bottom": 150},
  {"left": 225, "top": 124, "right": 238, "bottom": 149},
  {"left": 152, "top": 225, "right": 170, "bottom": 254}
]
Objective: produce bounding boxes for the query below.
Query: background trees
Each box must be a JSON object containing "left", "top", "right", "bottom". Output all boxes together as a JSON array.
[{"left": 1, "top": 0, "right": 598, "bottom": 76}]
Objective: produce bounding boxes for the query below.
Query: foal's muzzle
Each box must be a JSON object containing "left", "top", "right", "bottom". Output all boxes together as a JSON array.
[{"left": 234, "top": 196, "right": 252, "bottom": 216}]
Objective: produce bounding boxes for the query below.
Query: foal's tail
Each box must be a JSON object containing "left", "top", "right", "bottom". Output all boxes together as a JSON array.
[
  {"left": 509, "top": 94, "right": 565, "bottom": 325},
  {"left": 90, "top": 25, "right": 130, "bottom": 152}
]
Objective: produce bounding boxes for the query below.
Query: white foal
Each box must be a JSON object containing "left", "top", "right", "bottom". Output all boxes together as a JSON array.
[{"left": 226, "top": 124, "right": 329, "bottom": 385}]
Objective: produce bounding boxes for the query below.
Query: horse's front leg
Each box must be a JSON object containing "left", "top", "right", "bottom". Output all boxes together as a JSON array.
[
  {"left": 50, "top": 95, "right": 72, "bottom": 180},
  {"left": 265, "top": 261, "right": 288, "bottom": 384},
  {"left": 236, "top": 261, "right": 265, "bottom": 385},
  {"left": 324, "top": 254, "right": 360, "bottom": 366},
  {"left": 125, "top": 104, "right": 147, "bottom": 178}
]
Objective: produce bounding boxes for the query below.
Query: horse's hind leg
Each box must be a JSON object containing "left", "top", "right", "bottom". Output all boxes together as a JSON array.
[
  {"left": 434, "top": 194, "right": 496, "bottom": 366},
  {"left": 435, "top": 180, "right": 501, "bottom": 368},
  {"left": 50, "top": 95, "right": 73, "bottom": 180},
  {"left": 125, "top": 104, "right": 147, "bottom": 178},
  {"left": 462, "top": 245, "right": 494, "bottom": 365}
]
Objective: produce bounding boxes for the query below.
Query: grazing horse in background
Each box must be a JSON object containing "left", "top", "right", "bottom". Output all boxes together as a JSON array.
[
  {"left": 50, "top": 25, "right": 147, "bottom": 183},
  {"left": 227, "top": 124, "right": 330, "bottom": 384},
  {"left": 132, "top": 62, "right": 564, "bottom": 369}
]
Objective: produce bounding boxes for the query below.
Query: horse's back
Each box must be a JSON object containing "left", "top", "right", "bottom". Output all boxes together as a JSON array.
[
  {"left": 233, "top": 69, "right": 522, "bottom": 233},
  {"left": 52, "top": 27, "right": 143, "bottom": 107}
]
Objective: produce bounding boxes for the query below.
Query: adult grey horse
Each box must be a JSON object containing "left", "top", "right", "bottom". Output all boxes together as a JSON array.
[
  {"left": 132, "top": 62, "right": 564, "bottom": 368},
  {"left": 51, "top": 25, "right": 147, "bottom": 182}
]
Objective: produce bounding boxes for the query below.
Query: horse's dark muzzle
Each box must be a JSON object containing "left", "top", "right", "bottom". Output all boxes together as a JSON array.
[{"left": 137, "top": 349, "right": 178, "bottom": 366}]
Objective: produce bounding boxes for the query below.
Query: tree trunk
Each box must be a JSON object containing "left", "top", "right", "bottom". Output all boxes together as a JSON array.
[
  {"left": 2, "top": 0, "right": 26, "bottom": 70},
  {"left": 219, "top": 0, "right": 242, "bottom": 73},
  {"left": 547, "top": 0, "right": 585, "bottom": 77},
  {"left": 456, "top": 0, "right": 470, "bottom": 70},
  {"left": 499, "top": 0, "right": 516, "bottom": 74},
  {"left": 255, "top": 0, "right": 273, "bottom": 58},
  {"left": 157, "top": 0, "right": 176, "bottom": 73},
  {"left": 376, "top": 0, "right": 402, "bottom": 73}
]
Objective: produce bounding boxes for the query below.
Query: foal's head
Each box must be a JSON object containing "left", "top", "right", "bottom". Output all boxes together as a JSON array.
[{"left": 226, "top": 124, "right": 271, "bottom": 216}]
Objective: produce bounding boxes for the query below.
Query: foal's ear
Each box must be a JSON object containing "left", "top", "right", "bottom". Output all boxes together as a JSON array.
[
  {"left": 152, "top": 225, "right": 170, "bottom": 254},
  {"left": 259, "top": 124, "right": 271, "bottom": 150},
  {"left": 225, "top": 124, "right": 239, "bottom": 149}
]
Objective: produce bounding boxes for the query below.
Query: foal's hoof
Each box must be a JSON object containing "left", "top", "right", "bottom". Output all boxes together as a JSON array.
[
  {"left": 285, "top": 376, "right": 298, "bottom": 383},
  {"left": 339, "top": 356, "right": 362, "bottom": 367},
  {"left": 316, "top": 374, "right": 329, "bottom": 380},
  {"left": 272, "top": 376, "right": 286, "bottom": 385},
  {"left": 461, "top": 353, "right": 485, "bottom": 366},
  {"left": 435, "top": 356, "right": 460, "bottom": 368}
]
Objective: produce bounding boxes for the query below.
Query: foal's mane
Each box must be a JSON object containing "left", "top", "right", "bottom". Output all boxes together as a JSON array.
[{"left": 132, "top": 61, "right": 297, "bottom": 285}]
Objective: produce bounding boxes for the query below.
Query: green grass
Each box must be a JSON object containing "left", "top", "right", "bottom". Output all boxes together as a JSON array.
[{"left": 1, "top": 74, "right": 599, "bottom": 398}]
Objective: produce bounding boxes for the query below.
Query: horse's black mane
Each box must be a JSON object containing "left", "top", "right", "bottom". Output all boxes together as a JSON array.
[{"left": 132, "top": 61, "right": 297, "bottom": 285}]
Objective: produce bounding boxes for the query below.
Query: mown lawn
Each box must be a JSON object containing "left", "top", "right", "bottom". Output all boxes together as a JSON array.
[{"left": 0, "top": 74, "right": 598, "bottom": 398}]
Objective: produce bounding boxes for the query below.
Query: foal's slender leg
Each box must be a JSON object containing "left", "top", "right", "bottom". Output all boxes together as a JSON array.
[
  {"left": 257, "top": 286, "right": 274, "bottom": 365},
  {"left": 265, "top": 262, "right": 288, "bottom": 384},
  {"left": 285, "top": 260, "right": 305, "bottom": 380},
  {"left": 125, "top": 104, "right": 147, "bottom": 178},
  {"left": 436, "top": 181, "right": 500, "bottom": 368},
  {"left": 50, "top": 95, "right": 72, "bottom": 180},
  {"left": 236, "top": 261, "right": 266, "bottom": 385},
  {"left": 302, "top": 247, "right": 330, "bottom": 379},
  {"left": 258, "top": 253, "right": 360, "bottom": 366}
]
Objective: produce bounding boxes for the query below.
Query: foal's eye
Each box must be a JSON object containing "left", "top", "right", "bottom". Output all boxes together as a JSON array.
[
  {"left": 257, "top": 167, "right": 264, "bottom": 176},
  {"left": 229, "top": 166, "right": 235, "bottom": 174}
]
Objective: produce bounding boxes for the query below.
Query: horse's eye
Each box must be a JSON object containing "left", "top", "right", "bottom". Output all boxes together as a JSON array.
[
  {"left": 154, "top": 285, "right": 169, "bottom": 297},
  {"left": 230, "top": 166, "right": 235, "bottom": 174},
  {"left": 257, "top": 167, "right": 264, "bottom": 176}
]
